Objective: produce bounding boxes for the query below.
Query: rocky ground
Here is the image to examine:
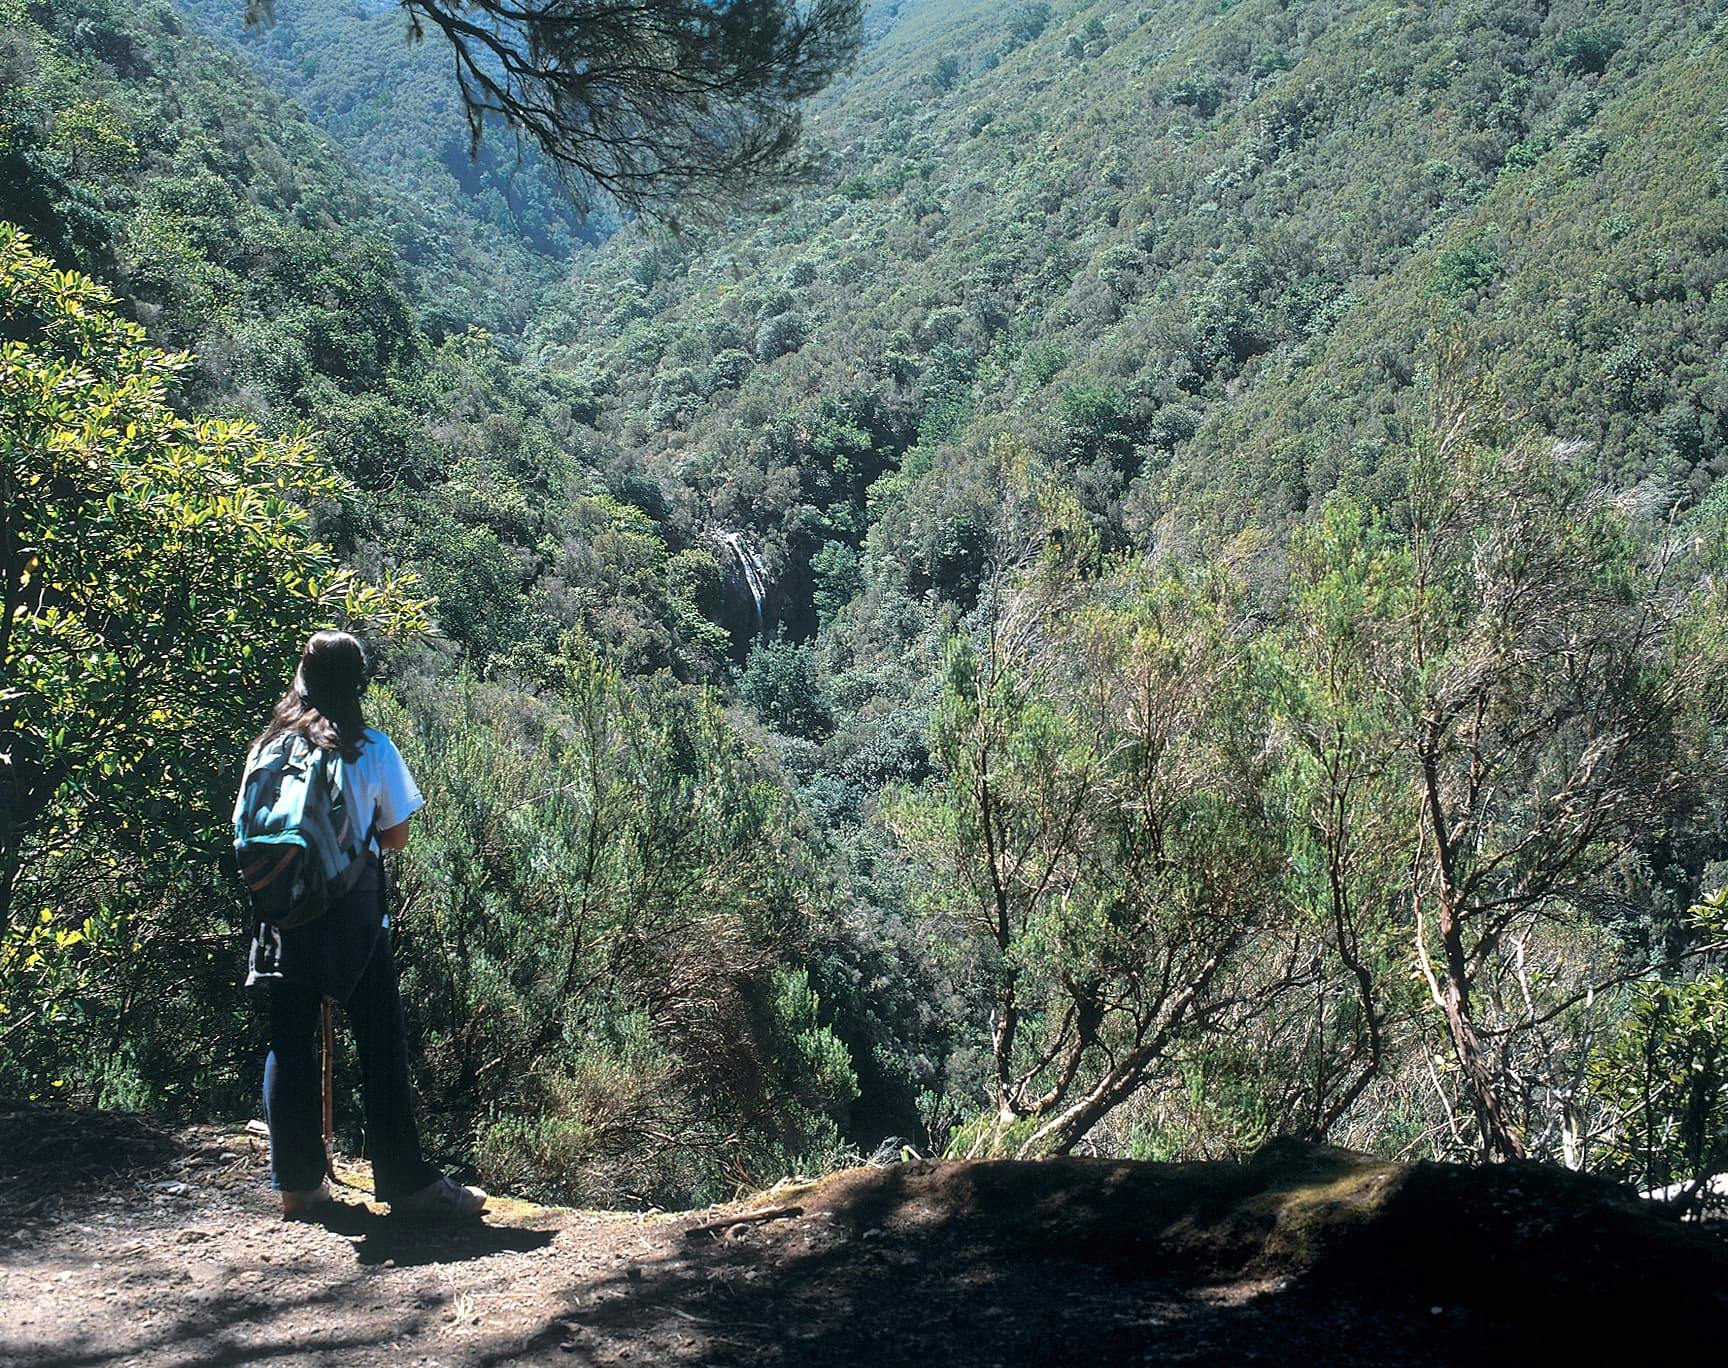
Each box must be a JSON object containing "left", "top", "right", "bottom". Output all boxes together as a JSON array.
[{"left": 3, "top": 1108, "right": 1724, "bottom": 1367}]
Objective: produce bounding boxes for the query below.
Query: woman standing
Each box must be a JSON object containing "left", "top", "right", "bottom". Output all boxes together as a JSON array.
[{"left": 238, "top": 630, "right": 485, "bottom": 1219}]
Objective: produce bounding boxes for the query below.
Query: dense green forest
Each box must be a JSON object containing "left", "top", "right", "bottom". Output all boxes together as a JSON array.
[{"left": 5, "top": 0, "right": 1728, "bottom": 1208}]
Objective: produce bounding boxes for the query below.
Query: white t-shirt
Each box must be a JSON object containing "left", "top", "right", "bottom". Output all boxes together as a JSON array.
[
  {"left": 234, "top": 726, "right": 425, "bottom": 854},
  {"left": 338, "top": 727, "right": 426, "bottom": 852}
]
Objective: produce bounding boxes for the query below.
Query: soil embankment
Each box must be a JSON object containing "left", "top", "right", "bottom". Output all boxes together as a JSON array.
[{"left": 3, "top": 1109, "right": 1723, "bottom": 1366}]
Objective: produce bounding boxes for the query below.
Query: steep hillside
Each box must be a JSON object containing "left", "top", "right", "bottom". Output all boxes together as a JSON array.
[
  {"left": 0, "top": 0, "right": 672, "bottom": 667},
  {"left": 536, "top": 0, "right": 1728, "bottom": 627},
  {"left": 494, "top": 0, "right": 1728, "bottom": 1196},
  {"left": 1, "top": 0, "right": 572, "bottom": 340}
]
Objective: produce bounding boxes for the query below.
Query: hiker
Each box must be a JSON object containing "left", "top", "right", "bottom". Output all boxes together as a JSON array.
[{"left": 236, "top": 629, "right": 486, "bottom": 1220}]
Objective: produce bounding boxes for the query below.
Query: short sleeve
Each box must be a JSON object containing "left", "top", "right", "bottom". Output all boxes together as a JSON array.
[{"left": 370, "top": 730, "right": 426, "bottom": 832}]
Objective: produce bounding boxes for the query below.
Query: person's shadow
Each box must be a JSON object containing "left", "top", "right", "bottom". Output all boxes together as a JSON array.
[{"left": 295, "top": 1199, "right": 556, "bottom": 1267}]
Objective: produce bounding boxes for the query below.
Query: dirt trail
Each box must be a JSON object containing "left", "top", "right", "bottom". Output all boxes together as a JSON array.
[{"left": 3, "top": 1109, "right": 1722, "bottom": 1367}]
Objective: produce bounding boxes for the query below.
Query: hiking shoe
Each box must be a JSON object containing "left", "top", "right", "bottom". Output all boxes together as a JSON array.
[
  {"left": 393, "top": 1175, "right": 487, "bottom": 1218},
  {"left": 281, "top": 1178, "right": 333, "bottom": 1218}
]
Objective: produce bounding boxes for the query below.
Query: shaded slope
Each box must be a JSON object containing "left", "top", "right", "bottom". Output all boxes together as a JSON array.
[{"left": 171, "top": 0, "right": 598, "bottom": 304}]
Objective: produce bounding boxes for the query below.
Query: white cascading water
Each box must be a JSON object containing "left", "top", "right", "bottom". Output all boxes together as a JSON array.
[{"left": 722, "top": 531, "right": 768, "bottom": 641}]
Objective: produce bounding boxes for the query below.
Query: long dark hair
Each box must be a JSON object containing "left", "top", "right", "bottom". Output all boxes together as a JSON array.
[{"left": 256, "top": 630, "right": 372, "bottom": 762}]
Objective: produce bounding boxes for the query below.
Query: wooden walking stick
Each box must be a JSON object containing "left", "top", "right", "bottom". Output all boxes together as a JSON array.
[{"left": 321, "top": 995, "right": 335, "bottom": 1180}]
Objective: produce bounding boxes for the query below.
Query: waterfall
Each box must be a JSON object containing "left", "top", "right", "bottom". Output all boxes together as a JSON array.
[{"left": 722, "top": 531, "right": 768, "bottom": 641}]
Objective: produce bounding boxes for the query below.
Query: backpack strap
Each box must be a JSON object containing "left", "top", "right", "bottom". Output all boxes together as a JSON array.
[
  {"left": 315, "top": 743, "right": 380, "bottom": 900},
  {"left": 311, "top": 742, "right": 361, "bottom": 844}
]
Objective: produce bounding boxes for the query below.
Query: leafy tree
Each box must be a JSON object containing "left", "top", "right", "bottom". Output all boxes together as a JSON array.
[
  {"left": 739, "top": 639, "right": 832, "bottom": 740},
  {"left": 1019, "top": 341, "right": 1067, "bottom": 388},
  {"left": 1554, "top": 26, "right": 1623, "bottom": 77},
  {"left": 928, "top": 55, "right": 961, "bottom": 93},
  {"left": 0, "top": 223, "right": 425, "bottom": 1095},
  {"left": 1003, "top": 3, "right": 1051, "bottom": 50},
  {"left": 755, "top": 310, "right": 808, "bottom": 361},
  {"left": 886, "top": 444, "right": 1281, "bottom": 1156},
  {"left": 1429, "top": 242, "right": 1499, "bottom": 300},
  {"left": 46, "top": 99, "right": 138, "bottom": 179},
  {"left": 1055, "top": 381, "right": 1142, "bottom": 469},
  {"left": 810, "top": 540, "right": 862, "bottom": 625},
  {"left": 704, "top": 347, "right": 755, "bottom": 395},
  {"left": 1298, "top": 394, "right": 1728, "bottom": 1159},
  {"left": 896, "top": 562, "right": 1286, "bottom": 1159},
  {"left": 1266, "top": 504, "right": 1413, "bottom": 1139}
]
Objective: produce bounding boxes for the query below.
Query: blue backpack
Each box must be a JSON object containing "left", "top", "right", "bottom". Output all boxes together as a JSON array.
[{"left": 234, "top": 733, "right": 371, "bottom": 929}]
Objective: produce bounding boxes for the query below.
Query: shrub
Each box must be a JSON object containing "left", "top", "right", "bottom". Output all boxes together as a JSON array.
[
  {"left": 755, "top": 311, "right": 808, "bottom": 361},
  {"left": 1554, "top": 26, "right": 1623, "bottom": 76},
  {"left": 388, "top": 658, "right": 856, "bottom": 1207},
  {"left": 1429, "top": 241, "right": 1499, "bottom": 299},
  {"left": 1003, "top": 3, "right": 1052, "bottom": 49},
  {"left": 739, "top": 640, "right": 833, "bottom": 740},
  {"left": 0, "top": 223, "right": 425, "bottom": 1105}
]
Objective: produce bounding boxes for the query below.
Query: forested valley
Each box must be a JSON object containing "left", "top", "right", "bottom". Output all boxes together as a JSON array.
[{"left": 6, "top": 0, "right": 1728, "bottom": 1221}]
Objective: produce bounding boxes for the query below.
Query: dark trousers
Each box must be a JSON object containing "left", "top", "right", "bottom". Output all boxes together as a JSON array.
[{"left": 262, "top": 932, "right": 440, "bottom": 1201}]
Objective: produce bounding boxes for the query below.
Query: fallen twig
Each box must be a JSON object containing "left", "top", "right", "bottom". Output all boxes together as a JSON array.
[
  {"left": 663, "top": 1305, "right": 774, "bottom": 1330},
  {"left": 681, "top": 1204, "right": 804, "bottom": 1239}
]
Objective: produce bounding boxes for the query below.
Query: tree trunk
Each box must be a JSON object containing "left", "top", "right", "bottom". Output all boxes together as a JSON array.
[
  {"left": 991, "top": 975, "right": 1020, "bottom": 1123},
  {"left": 1431, "top": 871, "right": 1524, "bottom": 1160},
  {"left": 1016, "top": 1050, "right": 1149, "bottom": 1158},
  {"left": 1420, "top": 731, "right": 1525, "bottom": 1161},
  {"left": 1013, "top": 946, "right": 1233, "bottom": 1158}
]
